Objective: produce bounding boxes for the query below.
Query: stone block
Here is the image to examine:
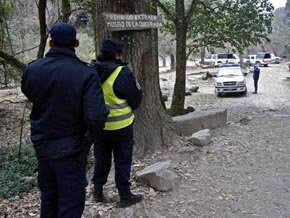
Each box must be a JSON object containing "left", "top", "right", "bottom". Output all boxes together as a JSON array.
[
  {"left": 189, "top": 129, "right": 212, "bottom": 146},
  {"left": 136, "top": 161, "right": 178, "bottom": 191},
  {"left": 172, "top": 109, "right": 227, "bottom": 136}
]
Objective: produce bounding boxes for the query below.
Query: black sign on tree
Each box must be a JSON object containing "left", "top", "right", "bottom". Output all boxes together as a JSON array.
[{"left": 103, "top": 13, "right": 164, "bottom": 32}]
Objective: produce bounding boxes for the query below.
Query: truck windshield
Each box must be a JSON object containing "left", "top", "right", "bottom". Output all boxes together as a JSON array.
[{"left": 218, "top": 68, "right": 243, "bottom": 77}]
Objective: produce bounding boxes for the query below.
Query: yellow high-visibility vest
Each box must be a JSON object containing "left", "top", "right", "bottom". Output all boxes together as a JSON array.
[{"left": 102, "top": 66, "right": 134, "bottom": 130}]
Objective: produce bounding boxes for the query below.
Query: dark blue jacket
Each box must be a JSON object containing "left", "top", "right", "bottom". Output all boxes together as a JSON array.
[
  {"left": 91, "top": 60, "right": 142, "bottom": 142},
  {"left": 253, "top": 67, "right": 260, "bottom": 80},
  {"left": 21, "top": 47, "right": 109, "bottom": 160}
]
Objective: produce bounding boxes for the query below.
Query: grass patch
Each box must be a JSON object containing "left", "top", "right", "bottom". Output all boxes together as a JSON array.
[{"left": 0, "top": 145, "right": 37, "bottom": 198}]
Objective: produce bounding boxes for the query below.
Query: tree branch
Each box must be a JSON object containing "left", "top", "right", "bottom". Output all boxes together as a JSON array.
[
  {"left": 186, "top": 45, "right": 199, "bottom": 59},
  {"left": 197, "top": 1, "right": 218, "bottom": 13},
  {"left": 0, "top": 99, "right": 27, "bottom": 104},
  {"left": 186, "top": 0, "right": 198, "bottom": 24},
  {"left": 0, "top": 50, "right": 26, "bottom": 71},
  {"left": 14, "top": 45, "right": 39, "bottom": 56},
  {"left": 155, "top": 0, "right": 176, "bottom": 25}
]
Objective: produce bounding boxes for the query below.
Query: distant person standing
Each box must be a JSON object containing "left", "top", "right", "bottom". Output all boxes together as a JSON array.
[
  {"left": 253, "top": 65, "right": 260, "bottom": 94},
  {"left": 21, "top": 22, "right": 108, "bottom": 218}
]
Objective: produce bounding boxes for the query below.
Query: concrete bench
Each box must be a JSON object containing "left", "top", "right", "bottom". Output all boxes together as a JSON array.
[{"left": 172, "top": 109, "right": 227, "bottom": 136}]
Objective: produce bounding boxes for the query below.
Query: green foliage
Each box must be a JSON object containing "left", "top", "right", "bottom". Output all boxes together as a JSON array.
[
  {"left": 0, "top": 0, "right": 14, "bottom": 19},
  {"left": 159, "top": 0, "right": 176, "bottom": 35},
  {"left": 0, "top": 145, "right": 37, "bottom": 198},
  {"left": 0, "top": 0, "right": 14, "bottom": 44},
  {"left": 159, "top": 0, "right": 274, "bottom": 55},
  {"left": 213, "top": 0, "right": 274, "bottom": 52}
]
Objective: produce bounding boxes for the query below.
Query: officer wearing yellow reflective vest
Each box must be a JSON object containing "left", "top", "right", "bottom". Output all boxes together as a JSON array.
[
  {"left": 91, "top": 39, "right": 143, "bottom": 208},
  {"left": 102, "top": 65, "right": 134, "bottom": 130}
]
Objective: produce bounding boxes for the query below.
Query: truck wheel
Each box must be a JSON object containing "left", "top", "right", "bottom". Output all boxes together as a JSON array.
[
  {"left": 243, "top": 88, "right": 247, "bottom": 96},
  {"left": 217, "top": 92, "right": 222, "bottom": 97}
]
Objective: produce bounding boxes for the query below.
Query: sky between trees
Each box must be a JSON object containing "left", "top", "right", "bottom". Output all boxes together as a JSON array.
[{"left": 269, "top": 0, "right": 286, "bottom": 9}]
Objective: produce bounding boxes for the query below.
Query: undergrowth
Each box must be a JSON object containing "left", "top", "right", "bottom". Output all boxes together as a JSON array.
[{"left": 0, "top": 145, "right": 37, "bottom": 198}]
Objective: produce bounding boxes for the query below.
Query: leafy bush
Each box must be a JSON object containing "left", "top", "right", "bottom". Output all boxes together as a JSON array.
[{"left": 0, "top": 145, "right": 37, "bottom": 198}]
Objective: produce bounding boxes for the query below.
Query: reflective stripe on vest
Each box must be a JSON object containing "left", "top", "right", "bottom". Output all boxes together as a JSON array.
[
  {"left": 102, "top": 66, "right": 134, "bottom": 130},
  {"left": 106, "top": 102, "right": 129, "bottom": 110}
]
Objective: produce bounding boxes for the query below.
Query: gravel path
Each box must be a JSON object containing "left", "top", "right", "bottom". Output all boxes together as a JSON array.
[
  {"left": 104, "top": 63, "right": 290, "bottom": 218},
  {"left": 2, "top": 63, "right": 290, "bottom": 218},
  {"left": 135, "top": 63, "right": 290, "bottom": 218}
]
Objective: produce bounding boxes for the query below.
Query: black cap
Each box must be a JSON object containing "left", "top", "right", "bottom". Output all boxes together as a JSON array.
[
  {"left": 50, "top": 22, "right": 77, "bottom": 43},
  {"left": 101, "top": 39, "right": 124, "bottom": 56}
]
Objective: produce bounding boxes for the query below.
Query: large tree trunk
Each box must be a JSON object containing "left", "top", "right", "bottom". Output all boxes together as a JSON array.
[
  {"left": 37, "top": 0, "right": 47, "bottom": 59},
  {"left": 170, "top": 0, "right": 187, "bottom": 116},
  {"left": 96, "top": 0, "right": 179, "bottom": 157},
  {"left": 96, "top": 2, "right": 112, "bottom": 47}
]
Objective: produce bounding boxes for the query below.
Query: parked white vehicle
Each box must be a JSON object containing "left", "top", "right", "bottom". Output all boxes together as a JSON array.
[
  {"left": 244, "top": 55, "right": 256, "bottom": 66},
  {"left": 214, "top": 66, "right": 247, "bottom": 97},
  {"left": 204, "top": 53, "right": 239, "bottom": 66},
  {"left": 270, "top": 54, "right": 281, "bottom": 64},
  {"left": 255, "top": 52, "right": 272, "bottom": 67}
]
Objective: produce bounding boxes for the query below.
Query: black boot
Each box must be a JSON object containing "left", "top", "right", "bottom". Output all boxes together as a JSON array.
[
  {"left": 93, "top": 184, "right": 104, "bottom": 203},
  {"left": 118, "top": 187, "right": 143, "bottom": 208}
]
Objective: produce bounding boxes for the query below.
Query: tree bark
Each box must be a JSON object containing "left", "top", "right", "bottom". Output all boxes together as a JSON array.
[
  {"left": 161, "top": 56, "right": 166, "bottom": 67},
  {"left": 96, "top": 1, "right": 111, "bottom": 48},
  {"left": 96, "top": 0, "right": 179, "bottom": 157},
  {"left": 170, "top": 0, "right": 187, "bottom": 116},
  {"left": 170, "top": 53, "right": 175, "bottom": 70},
  {"left": 200, "top": 46, "right": 205, "bottom": 63},
  {"left": 91, "top": 0, "right": 98, "bottom": 59},
  {"left": 3, "top": 63, "right": 8, "bottom": 87},
  {"left": 37, "top": 0, "right": 47, "bottom": 59},
  {"left": 61, "top": 0, "right": 71, "bottom": 22}
]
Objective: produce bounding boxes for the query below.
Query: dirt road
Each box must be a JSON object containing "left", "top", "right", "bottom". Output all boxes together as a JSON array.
[
  {"left": 133, "top": 63, "right": 290, "bottom": 218},
  {"left": 103, "top": 63, "right": 290, "bottom": 218},
  {"left": 2, "top": 63, "right": 290, "bottom": 218}
]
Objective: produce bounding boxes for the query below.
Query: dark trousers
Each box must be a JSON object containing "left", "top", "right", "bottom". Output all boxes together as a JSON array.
[
  {"left": 254, "top": 78, "right": 259, "bottom": 93},
  {"left": 38, "top": 155, "right": 87, "bottom": 218},
  {"left": 92, "top": 139, "right": 134, "bottom": 188}
]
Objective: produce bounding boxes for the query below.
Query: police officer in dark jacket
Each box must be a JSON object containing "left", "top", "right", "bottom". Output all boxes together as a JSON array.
[
  {"left": 21, "top": 22, "right": 109, "bottom": 218},
  {"left": 253, "top": 65, "right": 260, "bottom": 94},
  {"left": 91, "top": 39, "right": 143, "bottom": 208}
]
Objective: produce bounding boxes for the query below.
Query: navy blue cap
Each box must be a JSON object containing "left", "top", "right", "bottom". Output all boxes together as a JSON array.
[
  {"left": 101, "top": 39, "right": 124, "bottom": 55},
  {"left": 50, "top": 22, "right": 77, "bottom": 43}
]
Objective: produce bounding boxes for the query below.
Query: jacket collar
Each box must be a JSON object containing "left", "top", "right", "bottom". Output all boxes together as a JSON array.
[{"left": 46, "top": 47, "right": 78, "bottom": 59}]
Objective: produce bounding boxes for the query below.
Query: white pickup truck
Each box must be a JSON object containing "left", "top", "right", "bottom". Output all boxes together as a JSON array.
[
  {"left": 255, "top": 52, "right": 272, "bottom": 67},
  {"left": 214, "top": 66, "right": 247, "bottom": 97}
]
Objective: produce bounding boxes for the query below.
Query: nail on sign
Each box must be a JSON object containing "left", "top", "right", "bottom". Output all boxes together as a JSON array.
[{"left": 103, "top": 13, "right": 164, "bottom": 31}]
